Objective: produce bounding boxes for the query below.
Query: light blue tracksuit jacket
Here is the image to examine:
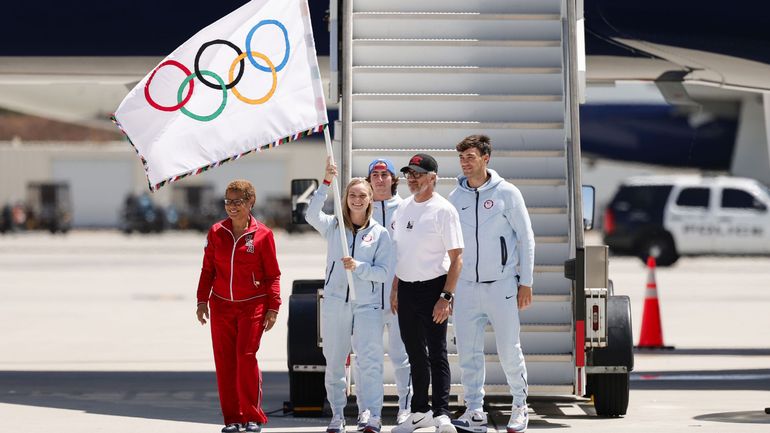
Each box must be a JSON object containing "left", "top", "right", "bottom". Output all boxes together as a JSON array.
[
  {"left": 305, "top": 183, "right": 391, "bottom": 417},
  {"left": 448, "top": 168, "right": 535, "bottom": 408},
  {"left": 448, "top": 168, "right": 535, "bottom": 286}
]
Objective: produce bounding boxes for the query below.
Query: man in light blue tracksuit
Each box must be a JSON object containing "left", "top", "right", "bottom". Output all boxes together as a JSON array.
[
  {"left": 360, "top": 159, "right": 412, "bottom": 429},
  {"left": 447, "top": 135, "right": 535, "bottom": 433},
  {"left": 306, "top": 163, "right": 393, "bottom": 433}
]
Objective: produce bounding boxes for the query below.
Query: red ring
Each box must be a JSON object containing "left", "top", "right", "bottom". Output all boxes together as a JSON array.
[{"left": 144, "top": 60, "right": 194, "bottom": 112}]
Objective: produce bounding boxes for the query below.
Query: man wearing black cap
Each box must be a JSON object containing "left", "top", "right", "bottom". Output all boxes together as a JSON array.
[{"left": 390, "top": 153, "right": 463, "bottom": 433}]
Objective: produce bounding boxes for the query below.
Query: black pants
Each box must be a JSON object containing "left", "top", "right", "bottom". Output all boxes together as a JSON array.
[{"left": 397, "top": 274, "right": 450, "bottom": 417}]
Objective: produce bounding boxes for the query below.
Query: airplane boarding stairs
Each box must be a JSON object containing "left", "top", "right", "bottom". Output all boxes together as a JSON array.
[{"left": 339, "top": 0, "right": 580, "bottom": 402}]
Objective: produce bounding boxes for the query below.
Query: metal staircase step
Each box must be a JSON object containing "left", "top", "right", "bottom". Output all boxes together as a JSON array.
[
  {"left": 353, "top": 40, "right": 561, "bottom": 68},
  {"left": 357, "top": 383, "right": 574, "bottom": 398},
  {"left": 353, "top": 120, "right": 563, "bottom": 129},
  {"left": 354, "top": 65, "right": 561, "bottom": 72},
  {"left": 353, "top": 94, "right": 561, "bottom": 101},
  {"left": 353, "top": 13, "right": 560, "bottom": 40},
  {"left": 353, "top": 12, "right": 560, "bottom": 19},
  {"left": 354, "top": 39, "right": 560, "bottom": 47},
  {"left": 353, "top": 66, "right": 563, "bottom": 95},
  {"left": 352, "top": 94, "right": 563, "bottom": 123},
  {"left": 351, "top": 125, "right": 565, "bottom": 151},
  {"left": 352, "top": 351, "right": 571, "bottom": 363},
  {"left": 352, "top": 0, "right": 562, "bottom": 14}
]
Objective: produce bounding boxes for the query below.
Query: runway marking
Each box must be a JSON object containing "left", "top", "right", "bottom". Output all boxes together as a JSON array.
[
  {"left": 633, "top": 373, "right": 770, "bottom": 381},
  {"left": 556, "top": 403, "right": 587, "bottom": 416}
]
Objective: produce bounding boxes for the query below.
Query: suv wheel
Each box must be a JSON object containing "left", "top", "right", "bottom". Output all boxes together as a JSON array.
[{"left": 637, "top": 233, "right": 679, "bottom": 266}]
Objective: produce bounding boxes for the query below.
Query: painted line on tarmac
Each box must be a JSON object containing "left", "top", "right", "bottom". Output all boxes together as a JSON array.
[{"left": 633, "top": 373, "right": 770, "bottom": 381}]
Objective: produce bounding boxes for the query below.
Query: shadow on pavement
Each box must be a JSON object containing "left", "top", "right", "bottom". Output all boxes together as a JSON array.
[
  {"left": 634, "top": 348, "right": 770, "bottom": 356},
  {"left": 0, "top": 371, "right": 289, "bottom": 424},
  {"left": 694, "top": 410, "right": 770, "bottom": 424},
  {"left": 631, "top": 368, "right": 770, "bottom": 391}
]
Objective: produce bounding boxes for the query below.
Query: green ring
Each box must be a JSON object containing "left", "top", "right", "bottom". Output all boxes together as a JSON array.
[{"left": 177, "top": 70, "right": 227, "bottom": 122}]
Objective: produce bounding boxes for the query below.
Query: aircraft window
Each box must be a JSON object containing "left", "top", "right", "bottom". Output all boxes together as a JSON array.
[
  {"left": 721, "top": 188, "right": 767, "bottom": 211},
  {"left": 675, "top": 187, "right": 710, "bottom": 208}
]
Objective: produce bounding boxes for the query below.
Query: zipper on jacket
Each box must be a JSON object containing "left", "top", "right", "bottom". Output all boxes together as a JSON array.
[
  {"left": 325, "top": 261, "right": 336, "bottom": 287},
  {"left": 346, "top": 230, "right": 358, "bottom": 303},
  {"left": 500, "top": 236, "right": 508, "bottom": 269},
  {"left": 227, "top": 225, "right": 256, "bottom": 301},
  {"left": 380, "top": 201, "right": 387, "bottom": 309},
  {"left": 475, "top": 190, "right": 480, "bottom": 283},
  {"left": 380, "top": 202, "right": 386, "bottom": 228}
]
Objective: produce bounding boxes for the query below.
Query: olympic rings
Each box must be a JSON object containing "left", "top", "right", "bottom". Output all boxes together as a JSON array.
[
  {"left": 246, "top": 20, "right": 290, "bottom": 73},
  {"left": 142, "top": 18, "right": 289, "bottom": 122},
  {"left": 145, "top": 60, "right": 194, "bottom": 112},
  {"left": 195, "top": 40, "right": 245, "bottom": 90},
  {"left": 230, "top": 51, "right": 277, "bottom": 105},
  {"left": 178, "top": 70, "right": 228, "bottom": 122}
]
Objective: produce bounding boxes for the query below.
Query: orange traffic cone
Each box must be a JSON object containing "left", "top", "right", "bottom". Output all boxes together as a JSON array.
[{"left": 636, "top": 256, "right": 673, "bottom": 349}]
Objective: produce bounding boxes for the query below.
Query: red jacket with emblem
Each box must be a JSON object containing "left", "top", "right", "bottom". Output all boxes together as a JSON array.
[{"left": 197, "top": 216, "right": 281, "bottom": 311}]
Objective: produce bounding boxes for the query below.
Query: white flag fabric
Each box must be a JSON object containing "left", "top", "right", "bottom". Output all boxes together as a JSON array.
[{"left": 113, "top": 0, "right": 327, "bottom": 191}]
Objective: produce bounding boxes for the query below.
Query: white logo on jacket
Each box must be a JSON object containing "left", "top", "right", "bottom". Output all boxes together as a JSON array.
[{"left": 245, "top": 235, "right": 254, "bottom": 253}]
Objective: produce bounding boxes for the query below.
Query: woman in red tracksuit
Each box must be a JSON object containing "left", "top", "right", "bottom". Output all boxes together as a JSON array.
[{"left": 196, "top": 179, "right": 281, "bottom": 433}]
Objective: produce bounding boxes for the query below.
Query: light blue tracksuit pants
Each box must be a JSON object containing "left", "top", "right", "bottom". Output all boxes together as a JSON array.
[
  {"left": 453, "top": 277, "right": 528, "bottom": 409},
  {"left": 321, "top": 297, "right": 384, "bottom": 417},
  {"left": 354, "top": 309, "right": 412, "bottom": 414}
]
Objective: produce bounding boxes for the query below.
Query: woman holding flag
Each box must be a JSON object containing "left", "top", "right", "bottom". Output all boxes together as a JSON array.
[
  {"left": 305, "top": 158, "right": 392, "bottom": 433},
  {"left": 196, "top": 179, "right": 281, "bottom": 433}
]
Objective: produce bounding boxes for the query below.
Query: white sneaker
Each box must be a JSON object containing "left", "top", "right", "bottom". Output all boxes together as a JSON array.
[
  {"left": 451, "top": 408, "right": 487, "bottom": 433},
  {"left": 357, "top": 409, "right": 370, "bottom": 431},
  {"left": 434, "top": 414, "right": 457, "bottom": 433},
  {"left": 397, "top": 409, "right": 412, "bottom": 425},
  {"left": 327, "top": 414, "right": 346, "bottom": 433},
  {"left": 363, "top": 415, "right": 382, "bottom": 433},
  {"left": 391, "top": 410, "right": 434, "bottom": 433},
  {"left": 506, "top": 404, "right": 529, "bottom": 432}
]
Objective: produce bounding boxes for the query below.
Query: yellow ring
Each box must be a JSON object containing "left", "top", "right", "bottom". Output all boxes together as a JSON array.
[{"left": 229, "top": 51, "right": 277, "bottom": 105}]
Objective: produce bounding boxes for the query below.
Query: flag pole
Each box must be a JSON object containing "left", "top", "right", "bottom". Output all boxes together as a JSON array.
[{"left": 323, "top": 125, "right": 357, "bottom": 301}]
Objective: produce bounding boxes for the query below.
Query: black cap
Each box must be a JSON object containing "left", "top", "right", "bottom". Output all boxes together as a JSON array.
[{"left": 400, "top": 153, "right": 438, "bottom": 174}]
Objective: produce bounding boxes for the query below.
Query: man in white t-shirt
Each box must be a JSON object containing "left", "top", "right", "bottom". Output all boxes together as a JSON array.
[{"left": 390, "top": 153, "right": 463, "bottom": 433}]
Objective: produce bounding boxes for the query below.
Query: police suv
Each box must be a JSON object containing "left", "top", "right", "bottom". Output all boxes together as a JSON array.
[{"left": 603, "top": 175, "right": 770, "bottom": 266}]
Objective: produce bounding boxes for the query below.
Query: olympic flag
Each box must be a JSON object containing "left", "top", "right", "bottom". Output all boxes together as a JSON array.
[{"left": 113, "top": 0, "right": 328, "bottom": 191}]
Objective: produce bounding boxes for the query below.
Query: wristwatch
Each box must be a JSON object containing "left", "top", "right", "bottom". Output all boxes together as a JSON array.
[{"left": 439, "top": 291, "right": 454, "bottom": 301}]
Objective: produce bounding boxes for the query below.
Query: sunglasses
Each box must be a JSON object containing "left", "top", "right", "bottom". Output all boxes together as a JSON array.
[
  {"left": 223, "top": 198, "right": 247, "bottom": 206},
  {"left": 404, "top": 170, "right": 426, "bottom": 179}
]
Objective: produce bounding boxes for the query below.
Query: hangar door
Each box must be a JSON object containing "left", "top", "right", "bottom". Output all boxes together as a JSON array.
[{"left": 52, "top": 159, "right": 133, "bottom": 227}]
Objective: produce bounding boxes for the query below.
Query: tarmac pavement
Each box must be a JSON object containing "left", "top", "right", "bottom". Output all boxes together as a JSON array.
[{"left": 1, "top": 230, "right": 769, "bottom": 432}]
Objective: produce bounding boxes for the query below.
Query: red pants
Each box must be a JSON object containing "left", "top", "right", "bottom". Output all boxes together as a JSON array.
[{"left": 210, "top": 296, "right": 268, "bottom": 425}]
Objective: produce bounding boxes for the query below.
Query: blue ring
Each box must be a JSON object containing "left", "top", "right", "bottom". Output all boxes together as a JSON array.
[{"left": 245, "top": 20, "right": 290, "bottom": 73}]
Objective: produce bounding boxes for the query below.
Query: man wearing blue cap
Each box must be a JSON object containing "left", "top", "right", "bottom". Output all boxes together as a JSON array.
[{"left": 350, "top": 159, "right": 412, "bottom": 430}]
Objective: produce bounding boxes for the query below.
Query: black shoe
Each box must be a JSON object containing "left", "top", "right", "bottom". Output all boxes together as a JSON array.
[
  {"left": 221, "top": 423, "right": 241, "bottom": 433},
  {"left": 244, "top": 422, "right": 262, "bottom": 432}
]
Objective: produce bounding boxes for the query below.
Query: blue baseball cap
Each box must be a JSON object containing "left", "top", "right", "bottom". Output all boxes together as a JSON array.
[{"left": 368, "top": 158, "right": 396, "bottom": 176}]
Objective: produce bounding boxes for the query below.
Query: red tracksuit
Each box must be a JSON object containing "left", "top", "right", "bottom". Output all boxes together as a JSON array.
[{"left": 197, "top": 216, "right": 281, "bottom": 425}]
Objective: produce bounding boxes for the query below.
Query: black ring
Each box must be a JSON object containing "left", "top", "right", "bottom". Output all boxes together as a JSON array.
[{"left": 194, "top": 39, "right": 245, "bottom": 90}]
